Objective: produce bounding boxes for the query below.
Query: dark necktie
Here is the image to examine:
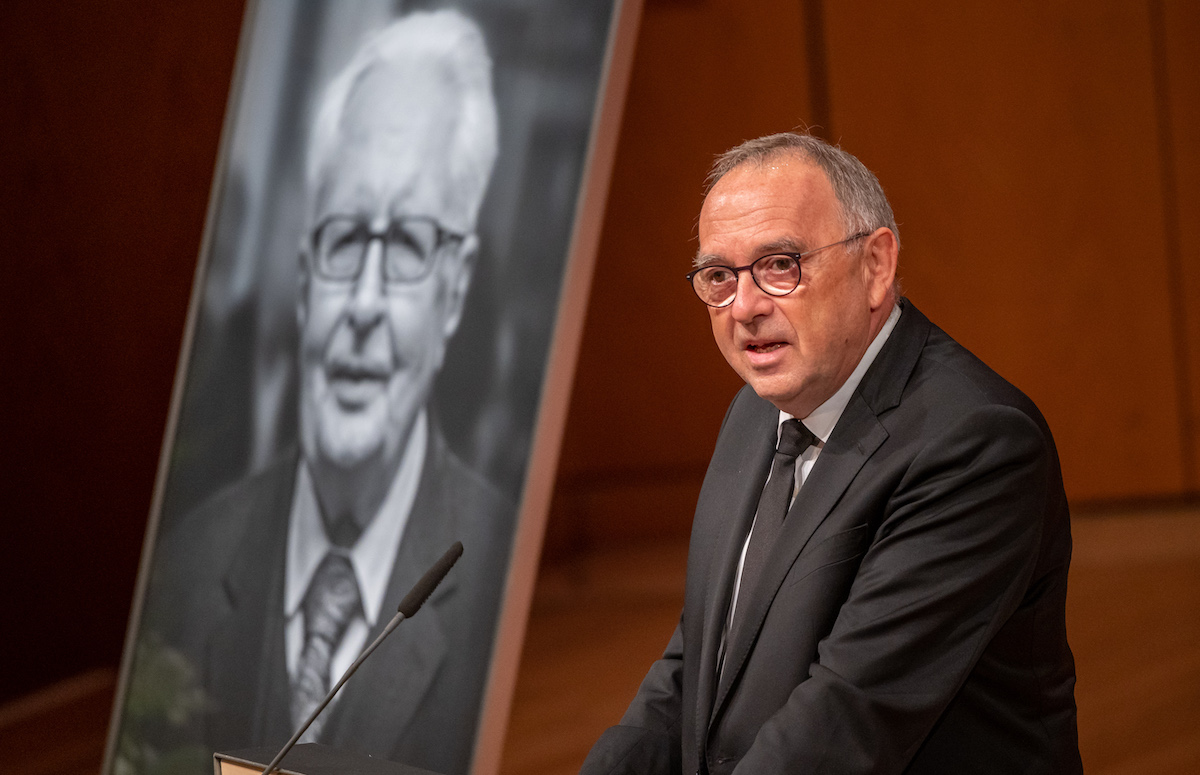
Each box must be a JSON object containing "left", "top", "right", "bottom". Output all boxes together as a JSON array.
[
  {"left": 292, "top": 552, "right": 362, "bottom": 741},
  {"left": 732, "top": 419, "right": 817, "bottom": 640}
]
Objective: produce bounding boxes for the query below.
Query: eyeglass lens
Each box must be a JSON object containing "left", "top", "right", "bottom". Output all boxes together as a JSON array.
[
  {"left": 314, "top": 217, "right": 443, "bottom": 283},
  {"left": 692, "top": 254, "right": 801, "bottom": 306}
]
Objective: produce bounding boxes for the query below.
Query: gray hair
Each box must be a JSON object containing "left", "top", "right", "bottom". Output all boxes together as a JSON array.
[
  {"left": 706, "top": 132, "right": 900, "bottom": 250},
  {"left": 305, "top": 9, "right": 499, "bottom": 227}
]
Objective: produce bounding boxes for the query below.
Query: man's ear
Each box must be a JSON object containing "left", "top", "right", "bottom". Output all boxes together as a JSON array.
[
  {"left": 862, "top": 227, "right": 899, "bottom": 311},
  {"left": 441, "top": 233, "right": 479, "bottom": 340}
]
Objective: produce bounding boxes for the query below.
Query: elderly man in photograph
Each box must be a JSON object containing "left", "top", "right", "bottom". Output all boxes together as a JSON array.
[
  {"left": 140, "top": 11, "right": 511, "bottom": 775},
  {"left": 581, "top": 133, "right": 1082, "bottom": 775}
]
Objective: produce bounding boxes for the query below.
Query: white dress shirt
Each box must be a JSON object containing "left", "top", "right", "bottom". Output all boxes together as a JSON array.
[
  {"left": 284, "top": 410, "right": 429, "bottom": 686},
  {"left": 721, "top": 304, "right": 902, "bottom": 666}
]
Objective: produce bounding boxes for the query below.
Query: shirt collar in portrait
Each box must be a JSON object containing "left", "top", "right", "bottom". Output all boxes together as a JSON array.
[
  {"left": 285, "top": 409, "right": 429, "bottom": 626},
  {"left": 781, "top": 303, "right": 902, "bottom": 441}
]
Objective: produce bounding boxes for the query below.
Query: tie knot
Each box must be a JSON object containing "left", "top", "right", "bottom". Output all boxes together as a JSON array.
[
  {"left": 303, "top": 553, "right": 362, "bottom": 644},
  {"left": 776, "top": 419, "right": 816, "bottom": 459}
]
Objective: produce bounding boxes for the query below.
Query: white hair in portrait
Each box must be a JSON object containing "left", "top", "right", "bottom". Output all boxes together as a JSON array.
[{"left": 305, "top": 9, "right": 500, "bottom": 228}]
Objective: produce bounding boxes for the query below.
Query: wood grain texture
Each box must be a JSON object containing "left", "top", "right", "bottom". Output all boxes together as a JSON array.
[
  {"left": 0, "top": 0, "right": 245, "bottom": 700},
  {"left": 1163, "top": 0, "right": 1200, "bottom": 490},
  {"left": 821, "top": 0, "right": 1186, "bottom": 501}
]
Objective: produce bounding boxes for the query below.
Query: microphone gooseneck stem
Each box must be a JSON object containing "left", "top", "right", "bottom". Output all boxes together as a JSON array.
[
  {"left": 259, "top": 610, "right": 407, "bottom": 775},
  {"left": 257, "top": 541, "right": 462, "bottom": 775}
]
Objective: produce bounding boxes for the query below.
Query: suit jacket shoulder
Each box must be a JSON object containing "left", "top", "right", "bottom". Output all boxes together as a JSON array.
[
  {"left": 591, "top": 300, "right": 1080, "bottom": 775},
  {"left": 141, "top": 453, "right": 298, "bottom": 662}
]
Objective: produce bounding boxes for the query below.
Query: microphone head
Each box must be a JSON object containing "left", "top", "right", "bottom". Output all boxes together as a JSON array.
[{"left": 397, "top": 541, "right": 463, "bottom": 617}]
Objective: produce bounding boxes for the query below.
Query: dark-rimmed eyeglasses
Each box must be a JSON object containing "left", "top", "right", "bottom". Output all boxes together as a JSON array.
[
  {"left": 686, "top": 231, "right": 871, "bottom": 307},
  {"left": 308, "top": 215, "right": 466, "bottom": 285}
]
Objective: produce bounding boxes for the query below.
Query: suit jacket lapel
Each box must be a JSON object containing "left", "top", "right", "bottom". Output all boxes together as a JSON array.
[
  {"left": 205, "top": 459, "right": 297, "bottom": 748},
  {"left": 319, "top": 431, "right": 458, "bottom": 755},
  {"left": 709, "top": 300, "right": 930, "bottom": 726},
  {"left": 692, "top": 396, "right": 778, "bottom": 744},
  {"left": 710, "top": 395, "right": 888, "bottom": 723}
]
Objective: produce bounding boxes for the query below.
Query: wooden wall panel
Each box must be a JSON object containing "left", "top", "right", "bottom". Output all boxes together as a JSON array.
[
  {"left": 1166, "top": 0, "right": 1200, "bottom": 491},
  {"left": 823, "top": 0, "right": 1185, "bottom": 501},
  {"left": 0, "top": 1, "right": 244, "bottom": 701},
  {"left": 546, "top": 0, "right": 816, "bottom": 554},
  {"left": 5, "top": 0, "right": 1196, "bottom": 709}
]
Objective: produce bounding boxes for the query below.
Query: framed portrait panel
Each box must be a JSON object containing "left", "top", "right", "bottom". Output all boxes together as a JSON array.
[{"left": 103, "top": 1, "right": 640, "bottom": 774}]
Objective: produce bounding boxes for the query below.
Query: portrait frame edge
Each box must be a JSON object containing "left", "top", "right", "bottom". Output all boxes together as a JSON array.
[
  {"left": 99, "top": 0, "right": 264, "bottom": 771},
  {"left": 467, "top": 0, "right": 645, "bottom": 772}
]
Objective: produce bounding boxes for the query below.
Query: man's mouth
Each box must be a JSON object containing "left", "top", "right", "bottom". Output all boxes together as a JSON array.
[
  {"left": 325, "top": 361, "right": 392, "bottom": 407},
  {"left": 746, "top": 342, "right": 786, "bottom": 354},
  {"left": 328, "top": 361, "right": 390, "bottom": 382}
]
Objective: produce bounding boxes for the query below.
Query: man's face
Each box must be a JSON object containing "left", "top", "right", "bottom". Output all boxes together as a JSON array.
[
  {"left": 299, "top": 62, "right": 474, "bottom": 473},
  {"left": 697, "top": 157, "right": 893, "bottom": 418}
]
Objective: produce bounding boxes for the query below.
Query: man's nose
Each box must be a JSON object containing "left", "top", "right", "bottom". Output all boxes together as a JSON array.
[
  {"left": 347, "top": 240, "right": 387, "bottom": 327},
  {"left": 728, "top": 270, "right": 772, "bottom": 323}
]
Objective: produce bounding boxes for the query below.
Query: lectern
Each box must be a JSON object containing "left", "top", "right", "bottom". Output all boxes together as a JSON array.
[{"left": 214, "top": 744, "right": 443, "bottom": 775}]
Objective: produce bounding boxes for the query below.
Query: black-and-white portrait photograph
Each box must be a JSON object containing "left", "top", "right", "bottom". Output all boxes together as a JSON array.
[{"left": 108, "top": 2, "right": 620, "bottom": 774}]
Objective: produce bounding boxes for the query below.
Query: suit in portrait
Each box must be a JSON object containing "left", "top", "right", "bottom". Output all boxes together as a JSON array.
[
  {"left": 141, "top": 425, "right": 513, "bottom": 775},
  {"left": 584, "top": 300, "right": 1081, "bottom": 774}
]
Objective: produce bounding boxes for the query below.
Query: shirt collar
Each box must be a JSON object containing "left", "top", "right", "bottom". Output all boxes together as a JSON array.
[
  {"left": 782, "top": 303, "right": 902, "bottom": 441},
  {"left": 285, "top": 410, "right": 429, "bottom": 625}
]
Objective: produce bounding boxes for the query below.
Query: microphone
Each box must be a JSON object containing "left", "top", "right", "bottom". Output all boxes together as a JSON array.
[{"left": 259, "top": 541, "right": 464, "bottom": 775}]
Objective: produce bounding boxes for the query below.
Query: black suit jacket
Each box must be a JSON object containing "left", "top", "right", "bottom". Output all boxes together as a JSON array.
[
  {"left": 583, "top": 301, "right": 1081, "bottom": 775},
  {"left": 140, "top": 429, "right": 514, "bottom": 775}
]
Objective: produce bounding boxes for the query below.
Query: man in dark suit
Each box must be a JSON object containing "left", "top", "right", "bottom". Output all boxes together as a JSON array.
[
  {"left": 582, "top": 133, "right": 1082, "bottom": 774},
  {"left": 126, "top": 12, "right": 511, "bottom": 775}
]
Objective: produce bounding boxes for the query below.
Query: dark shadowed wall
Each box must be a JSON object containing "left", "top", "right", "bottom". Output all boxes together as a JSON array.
[
  {"left": 1, "top": 0, "right": 1197, "bottom": 703},
  {"left": 0, "top": 1, "right": 245, "bottom": 700}
]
